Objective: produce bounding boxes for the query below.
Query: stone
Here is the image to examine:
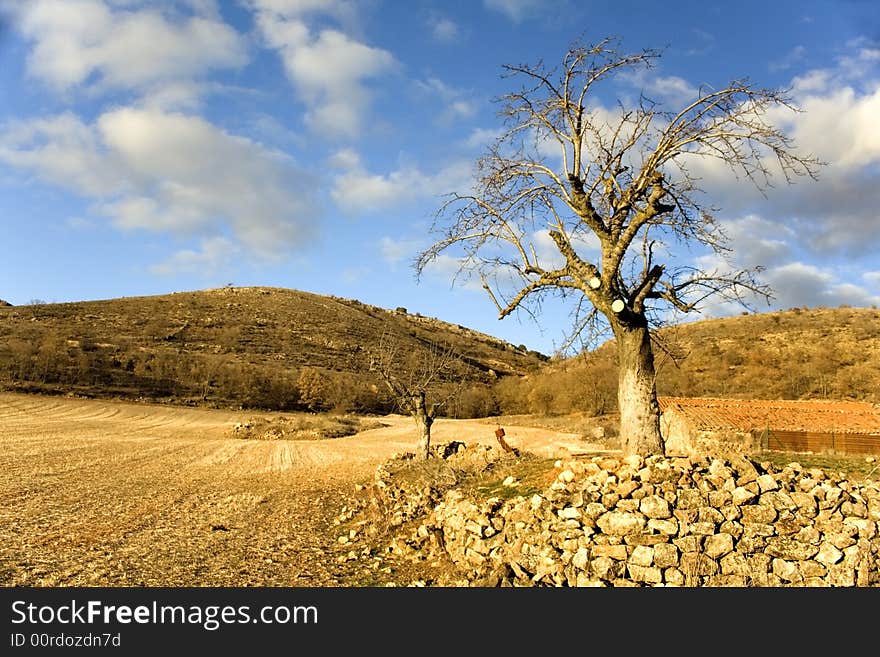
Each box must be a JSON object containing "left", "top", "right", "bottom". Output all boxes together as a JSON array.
[
  {"left": 596, "top": 511, "right": 646, "bottom": 536},
  {"left": 616, "top": 480, "right": 640, "bottom": 498},
  {"left": 704, "top": 533, "right": 735, "bottom": 559},
  {"left": 591, "top": 544, "right": 628, "bottom": 560},
  {"left": 677, "top": 489, "right": 707, "bottom": 509},
  {"left": 583, "top": 502, "right": 607, "bottom": 519},
  {"left": 652, "top": 543, "right": 679, "bottom": 568},
  {"left": 590, "top": 556, "right": 624, "bottom": 580},
  {"left": 719, "top": 520, "right": 743, "bottom": 540},
  {"left": 697, "top": 507, "right": 725, "bottom": 524},
  {"left": 558, "top": 507, "right": 582, "bottom": 520},
  {"left": 826, "top": 531, "right": 857, "bottom": 550},
  {"left": 756, "top": 474, "right": 780, "bottom": 492},
  {"left": 664, "top": 568, "right": 685, "bottom": 586},
  {"left": 720, "top": 553, "right": 751, "bottom": 577},
  {"left": 616, "top": 499, "right": 640, "bottom": 512},
  {"left": 790, "top": 492, "right": 818, "bottom": 517},
  {"left": 741, "top": 504, "right": 778, "bottom": 524},
  {"left": 572, "top": 547, "right": 590, "bottom": 570},
  {"left": 772, "top": 559, "right": 803, "bottom": 583},
  {"left": 627, "top": 564, "right": 662, "bottom": 584},
  {"left": 707, "top": 490, "right": 732, "bottom": 507},
  {"left": 629, "top": 545, "right": 654, "bottom": 567},
  {"left": 827, "top": 564, "right": 856, "bottom": 587},
  {"left": 732, "top": 486, "right": 757, "bottom": 506},
  {"left": 688, "top": 522, "right": 718, "bottom": 536},
  {"left": 679, "top": 553, "right": 719, "bottom": 579},
  {"left": 575, "top": 573, "right": 606, "bottom": 587},
  {"left": 673, "top": 536, "right": 703, "bottom": 553},
  {"left": 799, "top": 560, "right": 827, "bottom": 579},
  {"left": 624, "top": 534, "right": 669, "bottom": 546},
  {"left": 647, "top": 518, "right": 678, "bottom": 536},
  {"left": 761, "top": 490, "right": 796, "bottom": 511},
  {"left": 843, "top": 517, "right": 877, "bottom": 540},
  {"left": 764, "top": 537, "right": 819, "bottom": 561},
  {"left": 639, "top": 495, "right": 672, "bottom": 519}
]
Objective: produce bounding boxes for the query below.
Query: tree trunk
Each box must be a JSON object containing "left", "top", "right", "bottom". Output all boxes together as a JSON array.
[
  {"left": 411, "top": 391, "right": 433, "bottom": 459},
  {"left": 613, "top": 320, "right": 664, "bottom": 456}
]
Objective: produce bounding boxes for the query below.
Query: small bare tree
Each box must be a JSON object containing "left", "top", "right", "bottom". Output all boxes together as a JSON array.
[
  {"left": 369, "top": 333, "right": 462, "bottom": 459},
  {"left": 417, "top": 37, "right": 821, "bottom": 456}
]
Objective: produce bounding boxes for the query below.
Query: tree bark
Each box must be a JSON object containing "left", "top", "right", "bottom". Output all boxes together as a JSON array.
[
  {"left": 412, "top": 391, "right": 433, "bottom": 459},
  {"left": 613, "top": 320, "right": 664, "bottom": 456}
]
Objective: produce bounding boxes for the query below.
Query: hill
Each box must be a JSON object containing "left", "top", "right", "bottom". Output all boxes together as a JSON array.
[
  {"left": 494, "top": 306, "right": 880, "bottom": 417},
  {"left": 0, "top": 287, "right": 546, "bottom": 413}
]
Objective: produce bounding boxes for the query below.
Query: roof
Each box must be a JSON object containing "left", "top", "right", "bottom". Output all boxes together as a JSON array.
[{"left": 658, "top": 397, "right": 880, "bottom": 435}]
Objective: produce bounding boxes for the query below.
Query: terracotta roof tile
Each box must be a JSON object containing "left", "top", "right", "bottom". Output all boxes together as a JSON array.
[{"left": 658, "top": 397, "right": 880, "bottom": 434}]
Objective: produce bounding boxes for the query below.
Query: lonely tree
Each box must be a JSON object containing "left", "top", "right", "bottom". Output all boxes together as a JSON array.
[
  {"left": 417, "top": 38, "right": 820, "bottom": 456},
  {"left": 369, "top": 333, "right": 462, "bottom": 459}
]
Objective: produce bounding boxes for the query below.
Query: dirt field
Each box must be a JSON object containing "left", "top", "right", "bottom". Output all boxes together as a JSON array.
[{"left": 0, "top": 393, "right": 589, "bottom": 587}]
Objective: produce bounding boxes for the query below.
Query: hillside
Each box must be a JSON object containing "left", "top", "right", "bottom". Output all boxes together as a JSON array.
[
  {"left": 0, "top": 287, "right": 546, "bottom": 413},
  {"left": 495, "top": 306, "right": 880, "bottom": 417}
]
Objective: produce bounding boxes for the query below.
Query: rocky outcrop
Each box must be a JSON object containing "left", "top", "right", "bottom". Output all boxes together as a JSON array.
[{"left": 381, "top": 450, "right": 880, "bottom": 587}]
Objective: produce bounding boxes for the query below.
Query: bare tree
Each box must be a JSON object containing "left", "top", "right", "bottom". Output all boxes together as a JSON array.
[
  {"left": 369, "top": 333, "right": 462, "bottom": 459},
  {"left": 417, "top": 37, "right": 821, "bottom": 456}
]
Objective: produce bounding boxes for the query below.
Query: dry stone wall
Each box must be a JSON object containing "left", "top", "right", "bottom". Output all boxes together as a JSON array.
[{"left": 383, "top": 450, "right": 880, "bottom": 586}]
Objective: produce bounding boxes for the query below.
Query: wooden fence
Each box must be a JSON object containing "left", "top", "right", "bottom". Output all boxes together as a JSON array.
[{"left": 759, "top": 428, "right": 880, "bottom": 455}]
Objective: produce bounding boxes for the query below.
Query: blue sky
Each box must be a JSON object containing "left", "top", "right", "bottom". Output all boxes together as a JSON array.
[{"left": 0, "top": 0, "right": 878, "bottom": 355}]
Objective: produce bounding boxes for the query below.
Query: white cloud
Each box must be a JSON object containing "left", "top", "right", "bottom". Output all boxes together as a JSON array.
[
  {"left": 415, "top": 77, "right": 478, "bottom": 122},
  {"left": 483, "top": 0, "right": 541, "bottom": 22},
  {"left": 763, "top": 262, "right": 880, "bottom": 309},
  {"left": 150, "top": 236, "right": 240, "bottom": 275},
  {"left": 620, "top": 69, "right": 699, "bottom": 108},
  {"left": 380, "top": 236, "right": 422, "bottom": 266},
  {"left": 249, "top": 0, "right": 395, "bottom": 138},
  {"left": 5, "top": 0, "right": 247, "bottom": 94},
  {"left": 427, "top": 16, "right": 459, "bottom": 43},
  {"left": 0, "top": 108, "right": 321, "bottom": 261},
  {"left": 463, "top": 127, "right": 504, "bottom": 150},
  {"left": 331, "top": 159, "right": 473, "bottom": 212},
  {"left": 681, "top": 45, "right": 880, "bottom": 258},
  {"left": 0, "top": 112, "right": 124, "bottom": 195},
  {"left": 719, "top": 215, "right": 794, "bottom": 269},
  {"left": 328, "top": 148, "right": 361, "bottom": 170}
]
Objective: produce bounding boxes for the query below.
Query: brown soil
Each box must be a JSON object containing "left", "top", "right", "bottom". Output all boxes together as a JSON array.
[{"left": 0, "top": 393, "right": 597, "bottom": 587}]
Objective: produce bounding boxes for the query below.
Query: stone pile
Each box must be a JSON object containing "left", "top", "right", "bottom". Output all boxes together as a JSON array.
[{"left": 385, "top": 451, "right": 880, "bottom": 586}]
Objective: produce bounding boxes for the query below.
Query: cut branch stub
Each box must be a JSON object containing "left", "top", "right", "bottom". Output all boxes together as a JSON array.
[{"left": 611, "top": 299, "right": 626, "bottom": 313}]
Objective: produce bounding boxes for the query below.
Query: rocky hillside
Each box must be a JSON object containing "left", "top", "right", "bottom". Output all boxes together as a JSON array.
[
  {"left": 0, "top": 287, "right": 546, "bottom": 412},
  {"left": 493, "top": 306, "right": 880, "bottom": 417}
]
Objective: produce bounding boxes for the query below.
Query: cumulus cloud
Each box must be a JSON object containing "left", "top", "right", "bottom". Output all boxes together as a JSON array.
[
  {"left": 331, "top": 157, "right": 473, "bottom": 212},
  {"left": 150, "top": 236, "right": 240, "bottom": 275},
  {"left": 4, "top": 0, "right": 247, "bottom": 94},
  {"left": 681, "top": 43, "right": 880, "bottom": 258},
  {"left": 380, "top": 236, "right": 422, "bottom": 266},
  {"left": 0, "top": 108, "right": 320, "bottom": 260},
  {"left": 763, "top": 262, "right": 880, "bottom": 309},
  {"left": 620, "top": 69, "right": 700, "bottom": 108},
  {"left": 718, "top": 215, "right": 794, "bottom": 269},
  {"left": 248, "top": 0, "right": 395, "bottom": 138},
  {"left": 427, "top": 15, "right": 459, "bottom": 43}
]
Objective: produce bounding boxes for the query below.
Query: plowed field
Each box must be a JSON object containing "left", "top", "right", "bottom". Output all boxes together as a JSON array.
[{"left": 0, "top": 393, "right": 586, "bottom": 586}]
